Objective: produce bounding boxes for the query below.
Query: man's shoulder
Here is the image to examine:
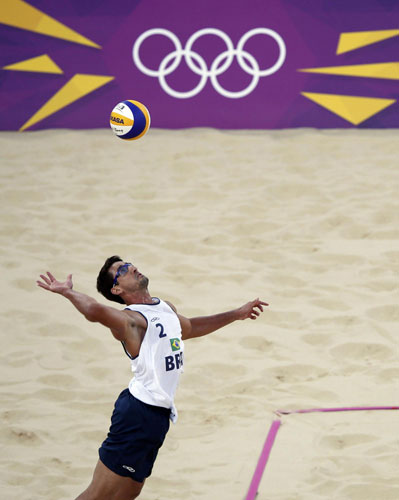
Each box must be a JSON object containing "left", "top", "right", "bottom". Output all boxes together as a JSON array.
[{"left": 164, "top": 300, "right": 177, "bottom": 313}]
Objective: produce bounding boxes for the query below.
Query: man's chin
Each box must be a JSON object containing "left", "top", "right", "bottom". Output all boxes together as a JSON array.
[{"left": 139, "top": 276, "right": 149, "bottom": 289}]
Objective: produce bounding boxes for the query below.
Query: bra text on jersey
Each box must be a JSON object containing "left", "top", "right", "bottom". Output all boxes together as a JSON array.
[{"left": 165, "top": 352, "right": 184, "bottom": 372}]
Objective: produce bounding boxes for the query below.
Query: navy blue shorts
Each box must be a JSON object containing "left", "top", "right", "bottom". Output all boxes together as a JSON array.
[{"left": 99, "top": 389, "right": 170, "bottom": 483}]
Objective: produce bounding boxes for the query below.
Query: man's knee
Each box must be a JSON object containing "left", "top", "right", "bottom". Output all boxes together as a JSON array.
[
  {"left": 75, "top": 481, "right": 144, "bottom": 500},
  {"left": 75, "top": 491, "right": 140, "bottom": 500}
]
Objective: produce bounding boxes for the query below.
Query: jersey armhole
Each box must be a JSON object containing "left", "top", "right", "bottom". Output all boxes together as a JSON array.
[
  {"left": 121, "top": 309, "right": 148, "bottom": 360},
  {"left": 121, "top": 341, "right": 138, "bottom": 360}
]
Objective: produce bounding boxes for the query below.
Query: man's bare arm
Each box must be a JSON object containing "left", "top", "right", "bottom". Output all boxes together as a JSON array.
[
  {"left": 36, "top": 272, "right": 144, "bottom": 349},
  {"left": 166, "top": 298, "right": 268, "bottom": 340}
]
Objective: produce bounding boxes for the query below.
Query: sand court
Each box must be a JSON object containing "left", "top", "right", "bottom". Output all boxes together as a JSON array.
[{"left": 0, "top": 128, "right": 398, "bottom": 499}]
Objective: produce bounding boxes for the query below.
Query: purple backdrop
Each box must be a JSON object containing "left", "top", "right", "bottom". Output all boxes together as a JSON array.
[{"left": 1, "top": 0, "right": 398, "bottom": 130}]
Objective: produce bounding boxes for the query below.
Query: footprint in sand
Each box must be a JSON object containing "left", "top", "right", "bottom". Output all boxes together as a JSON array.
[
  {"left": 312, "top": 298, "right": 351, "bottom": 311},
  {"left": 341, "top": 483, "right": 399, "bottom": 500},
  {"left": 0, "top": 427, "right": 42, "bottom": 446},
  {"left": 238, "top": 335, "right": 273, "bottom": 352},
  {"left": 4, "top": 309, "right": 43, "bottom": 323},
  {"left": 301, "top": 333, "right": 333, "bottom": 347},
  {"left": 263, "top": 363, "right": 328, "bottom": 383},
  {"left": 367, "top": 304, "right": 399, "bottom": 323},
  {"left": 329, "top": 342, "right": 393, "bottom": 362},
  {"left": 319, "top": 432, "right": 377, "bottom": 450},
  {"left": 36, "top": 350, "right": 72, "bottom": 370},
  {"left": 197, "top": 362, "right": 248, "bottom": 378},
  {"left": 38, "top": 373, "right": 78, "bottom": 389},
  {"left": 374, "top": 367, "right": 399, "bottom": 382}
]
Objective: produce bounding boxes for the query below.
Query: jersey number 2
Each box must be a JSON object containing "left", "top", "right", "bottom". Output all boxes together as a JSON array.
[{"left": 156, "top": 323, "right": 167, "bottom": 338}]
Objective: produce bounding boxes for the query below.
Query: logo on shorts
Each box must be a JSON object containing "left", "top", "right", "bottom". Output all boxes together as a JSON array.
[
  {"left": 122, "top": 465, "right": 135, "bottom": 473},
  {"left": 170, "top": 338, "right": 181, "bottom": 351}
]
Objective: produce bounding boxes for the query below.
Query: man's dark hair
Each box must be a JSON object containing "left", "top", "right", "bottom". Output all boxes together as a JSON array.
[{"left": 96, "top": 255, "right": 125, "bottom": 304}]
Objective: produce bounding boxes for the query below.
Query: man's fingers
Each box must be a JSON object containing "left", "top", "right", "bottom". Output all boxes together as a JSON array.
[
  {"left": 47, "top": 271, "right": 56, "bottom": 281},
  {"left": 252, "top": 299, "right": 269, "bottom": 305},
  {"left": 239, "top": 298, "right": 269, "bottom": 320},
  {"left": 40, "top": 274, "right": 51, "bottom": 285},
  {"left": 36, "top": 280, "right": 49, "bottom": 290},
  {"left": 250, "top": 299, "right": 269, "bottom": 313}
]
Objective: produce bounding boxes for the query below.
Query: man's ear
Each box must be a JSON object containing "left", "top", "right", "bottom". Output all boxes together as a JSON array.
[{"left": 111, "top": 286, "right": 122, "bottom": 297}]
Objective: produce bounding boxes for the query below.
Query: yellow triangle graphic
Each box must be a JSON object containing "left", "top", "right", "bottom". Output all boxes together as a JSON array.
[
  {"left": 301, "top": 92, "right": 396, "bottom": 125},
  {"left": 299, "top": 62, "right": 399, "bottom": 80},
  {"left": 0, "top": 0, "right": 101, "bottom": 48},
  {"left": 20, "top": 73, "right": 114, "bottom": 131},
  {"left": 337, "top": 30, "right": 399, "bottom": 55},
  {"left": 3, "top": 54, "right": 63, "bottom": 74}
]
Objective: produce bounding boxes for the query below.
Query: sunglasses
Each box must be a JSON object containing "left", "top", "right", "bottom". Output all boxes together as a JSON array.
[{"left": 113, "top": 263, "right": 132, "bottom": 287}]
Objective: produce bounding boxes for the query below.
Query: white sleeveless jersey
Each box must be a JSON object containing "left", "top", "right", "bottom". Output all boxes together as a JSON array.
[{"left": 124, "top": 298, "right": 184, "bottom": 423}]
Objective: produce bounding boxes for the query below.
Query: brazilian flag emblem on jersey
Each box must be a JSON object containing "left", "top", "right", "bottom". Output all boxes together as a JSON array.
[{"left": 170, "top": 338, "right": 181, "bottom": 351}]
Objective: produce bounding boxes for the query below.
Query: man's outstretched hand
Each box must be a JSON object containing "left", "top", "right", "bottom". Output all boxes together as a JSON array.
[
  {"left": 36, "top": 271, "right": 73, "bottom": 295},
  {"left": 236, "top": 298, "right": 269, "bottom": 320}
]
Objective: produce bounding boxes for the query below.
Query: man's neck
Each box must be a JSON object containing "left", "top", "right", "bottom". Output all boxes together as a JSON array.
[{"left": 123, "top": 290, "right": 154, "bottom": 305}]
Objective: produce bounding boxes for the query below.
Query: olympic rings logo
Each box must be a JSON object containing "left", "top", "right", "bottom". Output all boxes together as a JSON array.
[{"left": 132, "top": 28, "right": 286, "bottom": 99}]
